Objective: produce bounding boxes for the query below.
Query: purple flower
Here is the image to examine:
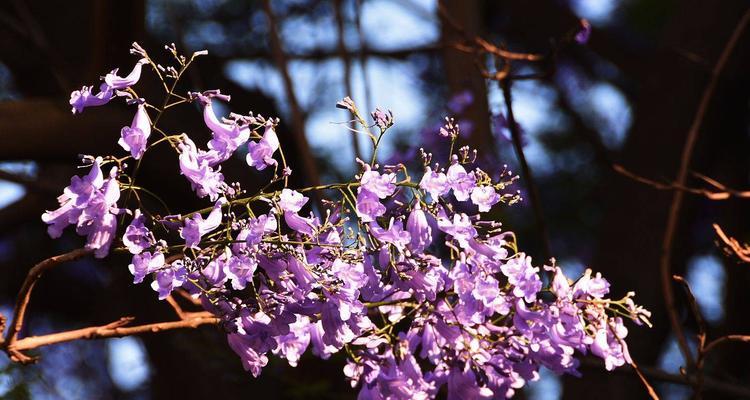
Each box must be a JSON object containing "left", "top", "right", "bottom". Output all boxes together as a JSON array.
[
  {"left": 360, "top": 166, "right": 396, "bottom": 199},
  {"left": 590, "top": 318, "right": 631, "bottom": 371},
  {"left": 279, "top": 189, "right": 308, "bottom": 213},
  {"left": 226, "top": 255, "right": 258, "bottom": 290},
  {"left": 406, "top": 204, "right": 432, "bottom": 253},
  {"left": 447, "top": 162, "right": 476, "bottom": 202},
  {"left": 69, "top": 85, "right": 113, "bottom": 114},
  {"left": 437, "top": 212, "right": 476, "bottom": 249},
  {"left": 41, "top": 158, "right": 121, "bottom": 258},
  {"left": 284, "top": 212, "right": 317, "bottom": 236},
  {"left": 69, "top": 58, "right": 147, "bottom": 114},
  {"left": 575, "top": 19, "right": 591, "bottom": 44},
  {"left": 237, "top": 213, "right": 277, "bottom": 247},
  {"left": 419, "top": 167, "right": 450, "bottom": 202},
  {"left": 123, "top": 209, "right": 153, "bottom": 254},
  {"left": 180, "top": 199, "right": 224, "bottom": 248},
  {"left": 370, "top": 218, "right": 411, "bottom": 252},
  {"left": 191, "top": 92, "right": 252, "bottom": 165},
  {"left": 573, "top": 269, "right": 610, "bottom": 299},
  {"left": 247, "top": 122, "right": 280, "bottom": 171},
  {"left": 273, "top": 316, "right": 311, "bottom": 367},
  {"left": 178, "top": 137, "right": 228, "bottom": 201},
  {"left": 500, "top": 254, "right": 542, "bottom": 302},
  {"left": 227, "top": 332, "right": 269, "bottom": 377},
  {"left": 104, "top": 58, "right": 148, "bottom": 90},
  {"left": 128, "top": 250, "right": 165, "bottom": 284},
  {"left": 470, "top": 185, "right": 500, "bottom": 212},
  {"left": 118, "top": 103, "right": 151, "bottom": 160},
  {"left": 355, "top": 189, "right": 386, "bottom": 223},
  {"left": 151, "top": 260, "right": 187, "bottom": 300}
]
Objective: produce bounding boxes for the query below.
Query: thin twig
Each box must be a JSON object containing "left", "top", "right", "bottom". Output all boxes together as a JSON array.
[
  {"left": 500, "top": 79, "right": 552, "bottom": 260},
  {"left": 674, "top": 275, "right": 708, "bottom": 398},
  {"left": 702, "top": 335, "right": 750, "bottom": 355},
  {"left": 713, "top": 223, "right": 750, "bottom": 263},
  {"left": 658, "top": 8, "right": 750, "bottom": 371},
  {"left": 262, "top": 0, "right": 321, "bottom": 189},
  {"left": 613, "top": 164, "right": 750, "bottom": 201}
]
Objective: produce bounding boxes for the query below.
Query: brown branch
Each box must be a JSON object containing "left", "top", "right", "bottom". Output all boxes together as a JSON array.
[
  {"left": 613, "top": 164, "right": 750, "bottom": 201},
  {"left": 703, "top": 335, "right": 750, "bottom": 355},
  {"left": 581, "top": 358, "right": 750, "bottom": 398},
  {"left": 674, "top": 275, "right": 708, "bottom": 397},
  {"left": 658, "top": 8, "right": 750, "bottom": 371},
  {"left": 436, "top": 1, "right": 543, "bottom": 62},
  {"left": 8, "top": 315, "right": 219, "bottom": 357},
  {"left": 4, "top": 248, "right": 93, "bottom": 352},
  {"left": 713, "top": 223, "right": 750, "bottom": 263},
  {"left": 262, "top": 0, "right": 321, "bottom": 189},
  {"left": 334, "top": 0, "right": 362, "bottom": 162},
  {"left": 500, "top": 79, "right": 552, "bottom": 261}
]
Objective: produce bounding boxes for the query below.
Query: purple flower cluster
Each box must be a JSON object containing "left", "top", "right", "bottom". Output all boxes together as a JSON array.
[
  {"left": 42, "top": 157, "right": 120, "bottom": 258},
  {"left": 43, "top": 44, "right": 651, "bottom": 399}
]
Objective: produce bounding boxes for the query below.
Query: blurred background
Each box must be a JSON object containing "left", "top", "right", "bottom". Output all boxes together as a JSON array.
[{"left": 0, "top": 0, "right": 749, "bottom": 398}]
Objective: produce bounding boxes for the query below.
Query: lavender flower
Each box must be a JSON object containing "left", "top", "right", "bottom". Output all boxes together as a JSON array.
[
  {"left": 122, "top": 209, "right": 153, "bottom": 254},
  {"left": 41, "top": 158, "right": 121, "bottom": 258},
  {"left": 180, "top": 199, "right": 225, "bottom": 248},
  {"left": 247, "top": 122, "right": 280, "bottom": 171},
  {"left": 128, "top": 250, "right": 165, "bottom": 284},
  {"left": 471, "top": 185, "right": 500, "bottom": 212},
  {"left": 118, "top": 103, "right": 151, "bottom": 159}
]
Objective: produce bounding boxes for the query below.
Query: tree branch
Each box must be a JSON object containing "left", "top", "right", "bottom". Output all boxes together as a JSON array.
[
  {"left": 500, "top": 79, "right": 552, "bottom": 260},
  {"left": 713, "top": 223, "right": 750, "bottom": 263},
  {"left": 8, "top": 315, "right": 219, "bottom": 357},
  {"left": 3, "top": 248, "right": 93, "bottom": 352},
  {"left": 261, "top": 0, "right": 321, "bottom": 189},
  {"left": 658, "top": 8, "right": 750, "bottom": 371}
]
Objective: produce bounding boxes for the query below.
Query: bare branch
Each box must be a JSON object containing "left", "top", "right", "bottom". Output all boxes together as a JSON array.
[
  {"left": 713, "top": 223, "right": 750, "bottom": 263},
  {"left": 4, "top": 248, "right": 93, "bottom": 351},
  {"left": 500, "top": 79, "right": 552, "bottom": 261},
  {"left": 9, "top": 315, "right": 219, "bottom": 358},
  {"left": 658, "top": 8, "right": 750, "bottom": 371}
]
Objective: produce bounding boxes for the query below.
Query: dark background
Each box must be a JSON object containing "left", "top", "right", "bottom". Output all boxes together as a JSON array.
[{"left": 0, "top": 0, "right": 748, "bottom": 399}]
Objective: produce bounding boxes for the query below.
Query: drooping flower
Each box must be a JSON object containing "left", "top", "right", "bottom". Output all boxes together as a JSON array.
[
  {"left": 69, "top": 58, "right": 148, "bottom": 114},
  {"left": 123, "top": 209, "right": 153, "bottom": 254},
  {"left": 178, "top": 137, "right": 229, "bottom": 201},
  {"left": 406, "top": 203, "right": 432, "bottom": 253},
  {"left": 41, "top": 158, "right": 121, "bottom": 258},
  {"left": 118, "top": 103, "right": 151, "bottom": 159},
  {"left": 180, "top": 199, "right": 225, "bottom": 248},
  {"left": 279, "top": 189, "right": 308, "bottom": 213},
  {"left": 247, "top": 122, "right": 280, "bottom": 171},
  {"left": 151, "top": 260, "right": 187, "bottom": 300},
  {"left": 355, "top": 189, "right": 386, "bottom": 223},
  {"left": 128, "top": 250, "right": 165, "bottom": 284},
  {"left": 69, "top": 85, "right": 113, "bottom": 115},
  {"left": 104, "top": 58, "right": 148, "bottom": 90}
]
